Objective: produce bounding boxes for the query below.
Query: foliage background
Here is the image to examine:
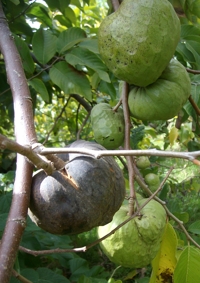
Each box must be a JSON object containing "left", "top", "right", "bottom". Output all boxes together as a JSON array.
[{"left": 1, "top": 0, "right": 200, "bottom": 282}]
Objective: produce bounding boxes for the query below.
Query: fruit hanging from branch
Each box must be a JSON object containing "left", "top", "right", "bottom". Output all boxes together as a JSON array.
[
  {"left": 97, "top": 198, "right": 167, "bottom": 269},
  {"left": 128, "top": 59, "right": 191, "bottom": 121},
  {"left": 91, "top": 103, "right": 125, "bottom": 149},
  {"left": 98, "top": 0, "right": 180, "bottom": 87},
  {"left": 28, "top": 140, "right": 125, "bottom": 235}
]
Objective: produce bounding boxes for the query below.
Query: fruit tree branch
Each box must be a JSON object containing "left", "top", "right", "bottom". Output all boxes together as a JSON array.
[
  {"left": 189, "top": 95, "right": 200, "bottom": 116},
  {"left": 121, "top": 81, "right": 137, "bottom": 215},
  {"left": 40, "top": 147, "right": 200, "bottom": 163},
  {"left": 111, "top": 0, "right": 120, "bottom": 11},
  {"left": 0, "top": 134, "right": 55, "bottom": 174},
  {"left": 186, "top": 68, "right": 200, "bottom": 74},
  {"left": 0, "top": 3, "right": 37, "bottom": 282}
]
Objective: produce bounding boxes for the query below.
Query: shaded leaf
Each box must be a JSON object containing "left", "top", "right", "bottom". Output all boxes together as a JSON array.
[
  {"left": 188, "top": 220, "right": 200, "bottom": 234},
  {"left": 65, "top": 47, "right": 110, "bottom": 82},
  {"left": 78, "top": 39, "right": 99, "bottom": 54},
  {"left": 49, "top": 61, "right": 92, "bottom": 101},
  {"left": 32, "top": 29, "right": 57, "bottom": 64},
  {"left": 57, "top": 27, "right": 86, "bottom": 54},
  {"left": 29, "top": 78, "right": 49, "bottom": 102},
  {"left": 45, "top": 0, "right": 70, "bottom": 13},
  {"left": 173, "top": 246, "right": 200, "bottom": 283},
  {"left": 14, "top": 35, "right": 35, "bottom": 74}
]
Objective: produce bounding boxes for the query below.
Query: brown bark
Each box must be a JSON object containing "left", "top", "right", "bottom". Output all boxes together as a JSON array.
[{"left": 0, "top": 2, "right": 37, "bottom": 282}]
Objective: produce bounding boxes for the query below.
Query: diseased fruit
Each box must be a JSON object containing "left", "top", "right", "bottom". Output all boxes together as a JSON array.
[
  {"left": 29, "top": 140, "right": 125, "bottom": 235},
  {"left": 145, "top": 173, "right": 160, "bottom": 193},
  {"left": 128, "top": 59, "right": 191, "bottom": 121},
  {"left": 91, "top": 103, "right": 125, "bottom": 149},
  {"left": 97, "top": 199, "right": 166, "bottom": 268},
  {"left": 98, "top": 0, "right": 180, "bottom": 87},
  {"left": 136, "top": 156, "right": 151, "bottom": 169}
]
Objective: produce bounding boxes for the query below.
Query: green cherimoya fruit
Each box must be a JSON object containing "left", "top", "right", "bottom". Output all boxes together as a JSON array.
[
  {"left": 145, "top": 173, "right": 160, "bottom": 193},
  {"left": 128, "top": 59, "right": 191, "bottom": 121},
  {"left": 91, "top": 103, "right": 125, "bottom": 149},
  {"left": 97, "top": 199, "right": 166, "bottom": 268},
  {"left": 98, "top": 0, "right": 180, "bottom": 87},
  {"left": 136, "top": 156, "right": 151, "bottom": 169}
]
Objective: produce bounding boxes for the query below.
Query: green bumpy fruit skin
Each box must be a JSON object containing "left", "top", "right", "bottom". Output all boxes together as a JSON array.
[
  {"left": 98, "top": 0, "right": 180, "bottom": 87},
  {"left": 145, "top": 173, "right": 160, "bottom": 193},
  {"left": 97, "top": 199, "right": 166, "bottom": 268},
  {"left": 128, "top": 59, "right": 191, "bottom": 121},
  {"left": 136, "top": 156, "right": 151, "bottom": 169},
  {"left": 91, "top": 103, "right": 125, "bottom": 149}
]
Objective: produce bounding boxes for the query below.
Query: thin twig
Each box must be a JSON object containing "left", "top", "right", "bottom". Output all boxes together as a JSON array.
[
  {"left": 121, "top": 81, "right": 137, "bottom": 215},
  {"left": 43, "top": 98, "right": 71, "bottom": 145},
  {"left": 111, "top": 0, "right": 120, "bottom": 11},
  {"left": 186, "top": 68, "right": 200, "bottom": 74},
  {"left": 40, "top": 147, "right": 200, "bottom": 163},
  {"left": 189, "top": 95, "right": 200, "bottom": 116},
  {"left": 112, "top": 98, "right": 122, "bottom": 112},
  {"left": 77, "top": 111, "right": 91, "bottom": 140},
  {"left": 12, "top": 269, "right": 33, "bottom": 283}
]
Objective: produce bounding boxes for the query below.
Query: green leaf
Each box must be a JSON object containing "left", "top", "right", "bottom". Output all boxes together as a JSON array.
[
  {"left": 49, "top": 61, "right": 92, "bottom": 101},
  {"left": 29, "top": 78, "right": 49, "bottom": 102},
  {"left": 98, "top": 80, "right": 116, "bottom": 100},
  {"left": 57, "top": 27, "right": 86, "bottom": 54},
  {"left": 65, "top": 47, "right": 110, "bottom": 82},
  {"left": 181, "top": 24, "right": 200, "bottom": 38},
  {"left": 27, "top": 3, "right": 52, "bottom": 28},
  {"left": 173, "top": 212, "right": 189, "bottom": 223},
  {"left": 78, "top": 39, "right": 99, "bottom": 54},
  {"left": 188, "top": 220, "right": 200, "bottom": 234},
  {"left": 14, "top": 35, "right": 35, "bottom": 74},
  {"left": 185, "top": 42, "right": 200, "bottom": 69},
  {"left": 32, "top": 29, "right": 57, "bottom": 64},
  {"left": 38, "top": 267, "right": 70, "bottom": 282},
  {"left": 9, "top": 0, "right": 20, "bottom": 5},
  {"left": 45, "top": 0, "right": 70, "bottom": 13},
  {"left": 63, "top": 7, "right": 76, "bottom": 25},
  {"left": 174, "top": 246, "right": 200, "bottom": 283}
]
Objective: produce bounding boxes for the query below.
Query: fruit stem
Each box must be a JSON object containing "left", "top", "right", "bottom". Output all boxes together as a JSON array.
[{"left": 121, "top": 81, "right": 139, "bottom": 216}]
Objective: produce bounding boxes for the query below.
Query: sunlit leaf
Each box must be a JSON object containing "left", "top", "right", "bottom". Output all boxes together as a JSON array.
[
  {"left": 27, "top": 3, "right": 52, "bottom": 28},
  {"left": 57, "top": 27, "right": 86, "bottom": 54},
  {"left": 169, "top": 127, "right": 179, "bottom": 146},
  {"left": 150, "top": 223, "right": 177, "bottom": 283},
  {"left": 49, "top": 61, "right": 92, "bottom": 101},
  {"left": 173, "top": 246, "right": 200, "bottom": 283}
]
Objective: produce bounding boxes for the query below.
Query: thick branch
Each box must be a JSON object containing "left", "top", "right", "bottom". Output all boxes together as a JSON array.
[
  {"left": 0, "top": 135, "right": 55, "bottom": 174},
  {"left": 0, "top": 3, "right": 37, "bottom": 282}
]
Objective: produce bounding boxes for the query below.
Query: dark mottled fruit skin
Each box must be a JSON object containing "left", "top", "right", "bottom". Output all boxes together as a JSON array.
[{"left": 29, "top": 140, "right": 125, "bottom": 235}]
